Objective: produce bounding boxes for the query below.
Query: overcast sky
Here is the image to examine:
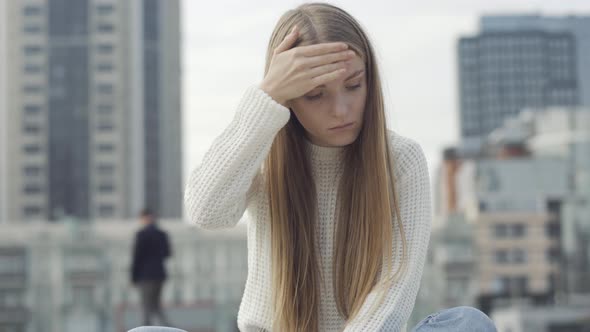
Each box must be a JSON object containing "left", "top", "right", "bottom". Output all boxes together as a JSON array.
[{"left": 182, "top": 0, "right": 590, "bottom": 184}]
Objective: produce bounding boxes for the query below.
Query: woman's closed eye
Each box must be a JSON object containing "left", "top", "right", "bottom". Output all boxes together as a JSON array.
[
  {"left": 347, "top": 83, "right": 362, "bottom": 91},
  {"left": 305, "top": 83, "right": 363, "bottom": 101}
]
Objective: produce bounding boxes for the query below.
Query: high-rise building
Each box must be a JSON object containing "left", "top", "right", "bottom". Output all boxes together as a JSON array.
[
  {"left": 457, "top": 15, "right": 590, "bottom": 152},
  {"left": 480, "top": 15, "right": 590, "bottom": 107},
  {"left": 0, "top": 0, "right": 7, "bottom": 224},
  {"left": 0, "top": 0, "right": 182, "bottom": 222}
]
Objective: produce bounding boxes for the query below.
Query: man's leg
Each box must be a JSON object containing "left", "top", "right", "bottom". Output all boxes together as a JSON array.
[
  {"left": 153, "top": 280, "right": 170, "bottom": 326},
  {"left": 139, "top": 281, "right": 154, "bottom": 326}
]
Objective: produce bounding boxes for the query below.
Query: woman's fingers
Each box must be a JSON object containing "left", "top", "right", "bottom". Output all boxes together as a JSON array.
[
  {"left": 310, "top": 67, "right": 348, "bottom": 87},
  {"left": 306, "top": 61, "right": 349, "bottom": 79},
  {"left": 274, "top": 25, "right": 299, "bottom": 54},
  {"left": 305, "top": 50, "right": 354, "bottom": 68},
  {"left": 297, "top": 42, "right": 349, "bottom": 57}
]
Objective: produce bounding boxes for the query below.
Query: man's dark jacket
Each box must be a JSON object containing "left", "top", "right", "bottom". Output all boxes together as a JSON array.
[{"left": 131, "top": 223, "right": 171, "bottom": 283}]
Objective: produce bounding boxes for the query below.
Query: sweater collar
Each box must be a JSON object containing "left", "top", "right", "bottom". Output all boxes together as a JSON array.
[{"left": 303, "top": 136, "right": 345, "bottom": 162}]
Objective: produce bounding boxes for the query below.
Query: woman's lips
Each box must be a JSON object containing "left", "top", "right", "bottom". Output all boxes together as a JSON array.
[{"left": 329, "top": 122, "right": 354, "bottom": 130}]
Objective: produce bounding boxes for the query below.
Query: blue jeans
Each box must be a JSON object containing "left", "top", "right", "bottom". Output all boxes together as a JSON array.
[
  {"left": 128, "top": 306, "right": 496, "bottom": 332},
  {"left": 128, "top": 328, "right": 187, "bottom": 332},
  {"left": 410, "top": 306, "right": 497, "bottom": 332}
]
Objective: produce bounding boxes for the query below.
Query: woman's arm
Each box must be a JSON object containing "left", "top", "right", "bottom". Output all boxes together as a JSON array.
[
  {"left": 184, "top": 85, "right": 290, "bottom": 230},
  {"left": 343, "top": 139, "right": 432, "bottom": 332}
]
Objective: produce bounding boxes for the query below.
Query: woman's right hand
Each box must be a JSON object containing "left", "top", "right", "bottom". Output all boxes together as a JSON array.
[{"left": 258, "top": 25, "right": 356, "bottom": 107}]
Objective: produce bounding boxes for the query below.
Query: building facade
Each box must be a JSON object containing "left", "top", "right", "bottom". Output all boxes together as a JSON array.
[
  {"left": 0, "top": 220, "right": 248, "bottom": 332},
  {"left": 457, "top": 15, "right": 590, "bottom": 152},
  {"left": 0, "top": 0, "right": 182, "bottom": 223}
]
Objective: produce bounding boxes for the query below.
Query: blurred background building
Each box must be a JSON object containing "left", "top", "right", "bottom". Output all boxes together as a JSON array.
[
  {"left": 457, "top": 15, "right": 590, "bottom": 154},
  {"left": 0, "top": 220, "right": 248, "bottom": 332},
  {"left": 0, "top": 0, "right": 182, "bottom": 223},
  {"left": 412, "top": 14, "right": 590, "bottom": 331},
  {"left": 425, "top": 107, "right": 590, "bottom": 331}
]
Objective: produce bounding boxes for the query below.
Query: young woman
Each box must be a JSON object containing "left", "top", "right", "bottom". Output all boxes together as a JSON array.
[{"left": 184, "top": 3, "right": 497, "bottom": 332}]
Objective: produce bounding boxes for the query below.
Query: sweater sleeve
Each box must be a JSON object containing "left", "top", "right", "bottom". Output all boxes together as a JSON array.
[
  {"left": 343, "top": 139, "right": 432, "bottom": 332},
  {"left": 184, "top": 85, "right": 291, "bottom": 230}
]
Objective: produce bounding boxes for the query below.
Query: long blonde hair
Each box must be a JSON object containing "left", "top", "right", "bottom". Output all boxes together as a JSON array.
[{"left": 263, "top": 3, "right": 408, "bottom": 331}]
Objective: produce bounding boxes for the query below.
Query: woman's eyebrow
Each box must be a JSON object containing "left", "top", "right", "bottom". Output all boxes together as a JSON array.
[{"left": 315, "top": 69, "right": 365, "bottom": 88}]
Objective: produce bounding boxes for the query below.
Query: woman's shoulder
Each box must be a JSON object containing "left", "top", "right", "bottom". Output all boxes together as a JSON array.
[{"left": 386, "top": 129, "right": 428, "bottom": 178}]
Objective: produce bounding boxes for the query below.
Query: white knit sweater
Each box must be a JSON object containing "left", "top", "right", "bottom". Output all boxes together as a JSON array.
[{"left": 184, "top": 85, "right": 432, "bottom": 332}]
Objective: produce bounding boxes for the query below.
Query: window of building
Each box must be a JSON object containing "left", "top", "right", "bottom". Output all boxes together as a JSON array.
[
  {"left": 98, "top": 183, "right": 114, "bottom": 193},
  {"left": 546, "top": 247, "right": 560, "bottom": 264},
  {"left": 97, "top": 104, "right": 113, "bottom": 114},
  {"left": 96, "top": 4, "right": 114, "bottom": 15},
  {"left": 97, "top": 121, "right": 114, "bottom": 132},
  {"left": 495, "top": 249, "right": 509, "bottom": 264},
  {"left": 97, "top": 44, "right": 114, "bottom": 54},
  {"left": 494, "top": 224, "right": 508, "bottom": 238},
  {"left": 97, "top": 83, "right": 113, "bottom": 94},
  {"left": 97, "top": 143, "right": 114, "bottom": 152},
  {"left": 512, "top": 249, "right": 527, "bottom": 264},
  {"left": 97, "top": 23, "right": 114, "bottom": 33},
  {"left": 23, "top": 25, "right": 42, "bottom": 34},
  {"left": 0, "top": 254, "right": 26, "bottom": 274},
  {"left": 495, "top": 276, "right": 511, "bottom": 294},
  {"left": 547, "top": 273, "right": 557, "bottom": 291},
  {"left": 24, "top": 64, "right": 43, "bottom": 74},
  {"left": 96, "top": 63, "right": 114, "bottom": 72},
  {"left": 97, "top": 164, "right": 114, "bottom": 175},
  {"left": 23, "top": 144, "right": 41, "bottom": 154},
  {"left": 512, "top": 276, "right": 528, "bottom": 295},
  {"left": 23, "top": 5, "right": 42, "bottom": 16},
  {"left": 512, "top": 224, "right": 526, "bottom": 237},
  {"left": 23, "top": 165, "right": 42, "bottom": 176},
  {"left": 479, "top": 200, "right": 487, "bottom": 211},
  {"left": 23, "top": 206, "right": 42, "bottom": 216},
  {"left": 98, "top": 204, "right": 115, "bottom": 217},
  {"left": 545, "top": 222, "right": 560, "bottom": 238},
  {"left": 0, "top": 289, "right": 25, "bottom": 308},
  {"left": 23, "top": 123, "right": 41, "bottom": 134},
  {"left": 23, "top": 84, "right": 43, "bottom": 94},
  {"left": 23, "top": 45, "right": 43, "bottom": 55},
  {"left": 23, "top": 184, "right": 42, "bottom": 195},
  {"left": 24, "top": 105, "right": 42, "bottom": 114}
]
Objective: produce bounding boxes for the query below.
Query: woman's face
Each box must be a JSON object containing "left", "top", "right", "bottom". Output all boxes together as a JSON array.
[{"left": 288, "top": 54, "right": 367, "bottom": 147}]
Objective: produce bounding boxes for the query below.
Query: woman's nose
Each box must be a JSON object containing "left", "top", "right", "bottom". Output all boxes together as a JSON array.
[{"left": 329, "top": 95, "right": 349, "bottom": 117}]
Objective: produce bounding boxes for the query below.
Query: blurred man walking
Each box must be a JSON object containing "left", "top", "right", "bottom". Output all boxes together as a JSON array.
[{"left": 131, "top": 208, "right": 172, "bottom": 326}]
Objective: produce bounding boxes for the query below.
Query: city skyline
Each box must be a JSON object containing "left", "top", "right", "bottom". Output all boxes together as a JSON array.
[{"left": 1, "top": 2, "right": 590, "bottom": 331}]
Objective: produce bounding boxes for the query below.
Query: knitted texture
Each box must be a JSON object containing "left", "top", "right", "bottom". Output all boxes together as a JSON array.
[{"left": 184, "top": 85, "right": 432, "bottom": 332}]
